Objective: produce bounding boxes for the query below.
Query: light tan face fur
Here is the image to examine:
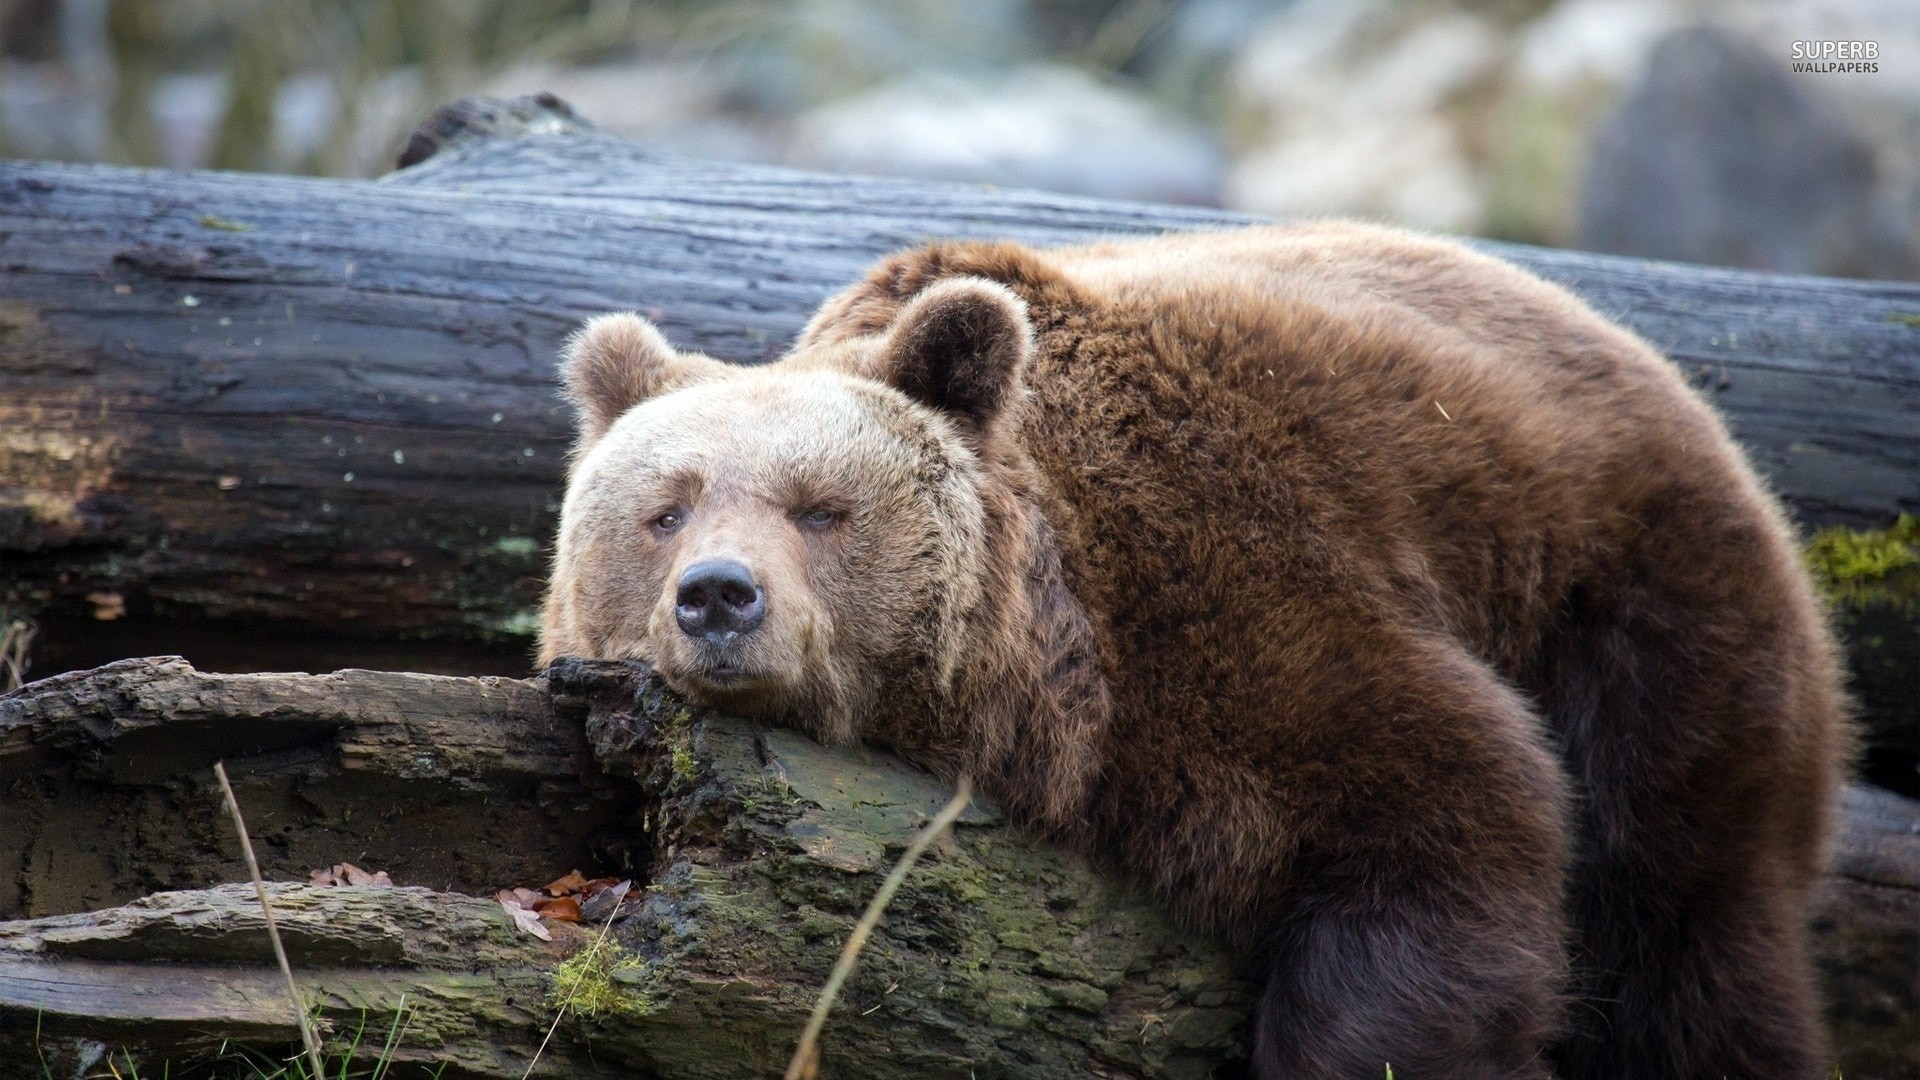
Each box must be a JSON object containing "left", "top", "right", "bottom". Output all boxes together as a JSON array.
[{"left": 539, "top": 291, "right": 1022, "bottom": 747}]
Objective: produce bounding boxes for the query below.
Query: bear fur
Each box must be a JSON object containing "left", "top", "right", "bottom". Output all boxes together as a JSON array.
[{"left": 540, "top": 222, "right": 1850, "bottom": 1079}]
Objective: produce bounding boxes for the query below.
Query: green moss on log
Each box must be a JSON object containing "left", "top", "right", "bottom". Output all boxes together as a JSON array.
[
  {"left": 1805, "top": 514, "right": 1920, "bottom": 613},
  {"left": 551, "top": 934, "right": 657, "bottom": 1019}
]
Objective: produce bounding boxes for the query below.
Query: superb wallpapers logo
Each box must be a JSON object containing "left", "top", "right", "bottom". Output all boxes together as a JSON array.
[{"left": 1791, "top": 40, "right": 1880, "bottom": 73}]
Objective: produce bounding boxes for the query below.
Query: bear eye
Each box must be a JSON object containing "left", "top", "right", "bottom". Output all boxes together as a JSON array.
[
  {"left": 796, "top": 507, "right": 842, "bottom": 531},
  {"left": 650, "top": 509, "right": 684, "bottom": 534}
]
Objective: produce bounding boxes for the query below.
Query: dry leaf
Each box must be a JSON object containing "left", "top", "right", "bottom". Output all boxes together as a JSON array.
[
  {"left": 500, "top": 898, "right": 551, "bottom": 941},
  {"left": 87, "top": 591, "right": 125, "bottom": 621},
  {"left": 545, "top": 870, "right": 589, "bottom": 895},
  {"left": 534, "top": 895, "right": 583, "bottom": 922},
  {"left": 310, "top": 863, "right": 394, "bottom": 887}
]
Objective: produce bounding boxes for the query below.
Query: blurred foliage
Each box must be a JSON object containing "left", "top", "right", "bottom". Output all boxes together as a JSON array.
[
  {"left": 0, "top": 0, "right": 1157, "bottom": 176},
  {"left": 165, "top": 0, "right": 666, "bottom": 173},
  {"left": 2, "top": 0, "right": 785, "bottom": 173}
]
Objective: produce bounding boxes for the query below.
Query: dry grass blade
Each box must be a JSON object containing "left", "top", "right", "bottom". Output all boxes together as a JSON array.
[
  {"left": 784, "top": 777, "right": 974, "bottom": 1080},
  {"left": 213, "top": 760, "right": 328, "bottom": 1079},
  {"left": 1, "top": 617, "right": 35, "bottom": 693}
]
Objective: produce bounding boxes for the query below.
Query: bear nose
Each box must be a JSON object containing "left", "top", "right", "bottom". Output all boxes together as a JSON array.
[{"left": 675, "top": 560, "right": 767, "bottom": 642}]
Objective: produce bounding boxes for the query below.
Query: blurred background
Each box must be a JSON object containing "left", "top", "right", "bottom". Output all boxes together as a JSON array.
[{"left": 2, "top": 0, "right": 1917, "bottom": 278}]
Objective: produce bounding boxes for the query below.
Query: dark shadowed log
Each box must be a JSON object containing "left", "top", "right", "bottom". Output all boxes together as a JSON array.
[
  {"left": 0, "top": 656, "right": 635, "bottom": 918},
  {"left": 1, "top": 659, "right": 1253, "bottom": 1078}
]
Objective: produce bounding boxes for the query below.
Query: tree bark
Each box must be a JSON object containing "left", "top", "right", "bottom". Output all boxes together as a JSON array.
[
  {"left": 0, "top": 97, "right": 1916, "bottom": 670},
  {"left": 1, "top": 658, "right": 1254, "bottom": 1078}
]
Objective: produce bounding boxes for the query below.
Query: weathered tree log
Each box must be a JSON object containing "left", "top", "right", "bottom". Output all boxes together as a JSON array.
[
  {"left": 1, "top": 98, "right": 1916, "bottom": 677},
  {"left": 1, "top": 658, "right": 1253, "bottom": 1078},
  {"left": 2, "top": 658, "right": 1918, "bottom": 1078}
]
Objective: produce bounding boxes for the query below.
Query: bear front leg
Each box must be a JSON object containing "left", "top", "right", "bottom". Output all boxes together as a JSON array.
[{"left": 1239, "top": 638, "right": 1572, "bottom": 1080}]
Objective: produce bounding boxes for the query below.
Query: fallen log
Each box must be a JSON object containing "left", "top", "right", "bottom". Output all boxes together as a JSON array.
[
  {"left": 1, "top": 658, "right": 1253, "bottom": 1078},
  {"left": 0, "top": 97, "right": 1916, "bottom": 672},
  {"left": 1, "top": 658, "right": 1917, "bottom": 1078}
]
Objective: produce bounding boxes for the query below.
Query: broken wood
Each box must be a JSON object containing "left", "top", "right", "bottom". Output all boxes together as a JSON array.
[
  {"left": 1, "top": 658, "right": 1253, "bottom": 1077},
  {"left": 0, "top": 656, "right": 632, "bottom": 917}
]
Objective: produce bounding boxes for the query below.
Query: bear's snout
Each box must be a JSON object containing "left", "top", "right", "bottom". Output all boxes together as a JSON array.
[{"left": 675, "top": 559, "right": 767, "bottom": 644}]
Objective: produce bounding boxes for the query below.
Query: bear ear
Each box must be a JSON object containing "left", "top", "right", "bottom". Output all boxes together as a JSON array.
[
  {"left": 558, "top": 313, "right": 722, "bottom": 443},
  {"left": 879, "top": 278, "right": 1033, "bottom": 429}
]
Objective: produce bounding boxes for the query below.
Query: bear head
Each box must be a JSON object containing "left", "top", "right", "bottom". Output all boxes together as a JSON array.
[{"left": 539, "top": 276, "right": 1105, "bottom": 822}]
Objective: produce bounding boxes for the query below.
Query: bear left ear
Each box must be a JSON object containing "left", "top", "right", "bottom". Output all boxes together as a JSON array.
[
  {"left": 880, "top": 278, "right": 1033, "bottom": 429},
  {"left": 559, "top": 312, "right": 726, "bottom": 444}
]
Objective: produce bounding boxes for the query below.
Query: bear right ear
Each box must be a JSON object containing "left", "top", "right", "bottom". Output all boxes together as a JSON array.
[
  {"left": 558, "top": 313, "right": 725, "bottom": 443},
  {"left": 879, "top": 277, "right": 1033, "bottom": 431}
]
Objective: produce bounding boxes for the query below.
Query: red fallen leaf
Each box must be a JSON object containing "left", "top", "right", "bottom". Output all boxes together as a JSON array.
[
  {"left": 499, "top": 897, "right": 551, "bottom": 941},
  {"left": 533, "top": 896, "right": 583, "bottom": 922},
  {"left": 581, "top": 877, "right": 622, "bottom": 895},
  {"left": 545, "top": 870, "right": 589, "bottom": 896}
]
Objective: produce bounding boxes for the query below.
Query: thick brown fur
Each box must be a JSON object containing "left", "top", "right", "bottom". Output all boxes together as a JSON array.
[{"left": 541, "top": 223, "right": 1850, "bottom": 1079}]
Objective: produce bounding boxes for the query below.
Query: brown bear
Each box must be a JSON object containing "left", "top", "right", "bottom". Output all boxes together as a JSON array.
[{"left": 539, "top": 222, "right": 1850, "bottom": 1079}]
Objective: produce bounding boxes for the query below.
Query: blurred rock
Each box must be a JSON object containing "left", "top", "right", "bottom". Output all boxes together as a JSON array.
[
  {"left": 792, "top": 64, "right": 1224, "bottom": 205},
  {"left": 0, "top": 62, "right": 107, "bottom": 161},
  {"left": 1578, "top": 25, "right": 1918, "bottom": 279},
  {"left": 1725, "top": 0, "right": 1920, "bottom": 274},
  {"left": 1227, "top": 0, "right": 1504, "bottom": 232},
  {"left": 483, "top": 62, "right": 782, "bottom": 165},
  {"left": 149, "top": 71, "right": 220, "bottom": 169},
  {"left": 1224, "top": 0, "right": 1920, "bottom": 277}
]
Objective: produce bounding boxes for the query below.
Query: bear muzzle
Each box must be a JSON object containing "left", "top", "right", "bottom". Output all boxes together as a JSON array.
[{"left": 674, "top": 559, "right": 768, "bottom": 669}]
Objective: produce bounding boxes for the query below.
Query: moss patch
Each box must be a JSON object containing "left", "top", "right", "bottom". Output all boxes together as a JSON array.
[
  {"left": 549, "top": 934, "right": 655, "bottom": 1019},
  {"left": 1805, "top": 514, "right": 1920, "bottom": 612}
]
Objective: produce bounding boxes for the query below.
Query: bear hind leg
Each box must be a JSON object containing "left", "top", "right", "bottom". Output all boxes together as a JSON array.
[
  {"left": 1553, "top": 870, "right": 1828, "bottom": 1080},
  {"left": 1253, "top": 893, "right": 1563, "bottom": 1080}
]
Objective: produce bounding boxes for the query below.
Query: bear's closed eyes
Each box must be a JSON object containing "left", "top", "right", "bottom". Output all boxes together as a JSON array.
[{"left": 542, "top": 222, "right": 1849, "bottom": 1079}]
